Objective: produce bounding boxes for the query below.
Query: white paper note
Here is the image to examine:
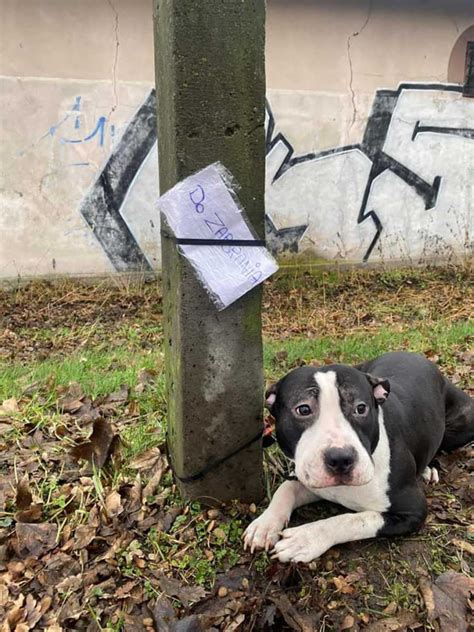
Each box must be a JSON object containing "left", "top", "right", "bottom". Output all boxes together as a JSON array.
[{"left": 157, "top": 163, "right": 278, "bottom": 310}]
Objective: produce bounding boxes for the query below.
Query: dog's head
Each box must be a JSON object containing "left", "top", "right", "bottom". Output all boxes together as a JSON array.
[{"left": 266, "top": 365, "right": 389, "bottom": 488}]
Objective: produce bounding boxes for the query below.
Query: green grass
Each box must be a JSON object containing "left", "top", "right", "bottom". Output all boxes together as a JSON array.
[
  {"left": 1, "top": 316, "right": 471, "bottom": 468},
  {"left": 1, "top": 270, "right": 472, "bottom": 627},
  {"left": 2, "top": 317, "right": 471, "bottom": 407},
  {"left": 0, "top": 347, "right": 168, "bottom": 463},
  {"left": 3, "top": 318, "right": 471, "bottom": 401},
  {"left": 264, "top": 318, "right": 472, "bottom": 377},
  {"left": 0, "top": 348, "right": 165, "bottom": 401}
]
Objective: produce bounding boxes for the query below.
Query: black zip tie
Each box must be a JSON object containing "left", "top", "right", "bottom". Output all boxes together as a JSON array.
[
  {"left": 166, "top": 428, "right": 264, "bottom": 484},
  {"left": 162, "top": 233, "right": 266, "bottom": 247}
]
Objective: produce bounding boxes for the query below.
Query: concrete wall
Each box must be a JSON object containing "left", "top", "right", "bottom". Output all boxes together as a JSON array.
[{"left": 1, "top": 0, "right": 473, "bottom": 278}]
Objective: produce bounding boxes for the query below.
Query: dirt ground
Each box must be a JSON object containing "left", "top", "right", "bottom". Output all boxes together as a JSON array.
[{"left": 0, "top": 265, "right": 473, "bottom": 631}]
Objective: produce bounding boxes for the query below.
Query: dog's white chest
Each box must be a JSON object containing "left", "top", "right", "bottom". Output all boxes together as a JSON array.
[{"left": 308, "top": 410, "right": 391, "bottom": 513}]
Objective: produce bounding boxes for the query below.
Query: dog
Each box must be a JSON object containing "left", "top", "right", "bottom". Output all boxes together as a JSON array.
[{"left": 244, "top": 352, "right": 474, "bottom": 563}]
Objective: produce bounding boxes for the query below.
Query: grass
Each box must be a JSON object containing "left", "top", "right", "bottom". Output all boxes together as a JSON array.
[
  {"left": 264, "top": 319, "right": 472, "bottom": 377},
  {"left": 0, "top": 347, "right": 165, "bottom": 401},
  {"left": 0, "top": 265, "right": 472, "bottom": 630},
  {"left": 2, "top": 316, "right": 470, "bottom": 409}
]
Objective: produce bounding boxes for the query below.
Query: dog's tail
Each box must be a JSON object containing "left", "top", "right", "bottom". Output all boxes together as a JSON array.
[{"left": 438, "top": 379, "right": 474, "bottom": 453}]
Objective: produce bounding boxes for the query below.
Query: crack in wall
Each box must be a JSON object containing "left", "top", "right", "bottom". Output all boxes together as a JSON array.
[
  {"left": 347, "top": 0, "right": 373, "bottom": 132},
  {"left": 106, "top": 0, "right": 120, "bottom": 116}
]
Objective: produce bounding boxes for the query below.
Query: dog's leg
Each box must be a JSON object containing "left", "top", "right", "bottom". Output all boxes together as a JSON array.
[
  {"left": 272, "top": 485, "right": 428, "bottom": 563},
  {"left": 272, "top": 510, "right": 385, "bottom": 562},
  {"left": 243, "top": 480, "right": 319, "bottom": 552}
]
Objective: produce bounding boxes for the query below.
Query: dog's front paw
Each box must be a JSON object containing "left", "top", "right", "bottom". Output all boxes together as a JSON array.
[
  {"left": 243, "top": 510, "right": 287, "bottom": 553},
  {"left": 271, "top": 523, "right": 333, "bottom": 563}
]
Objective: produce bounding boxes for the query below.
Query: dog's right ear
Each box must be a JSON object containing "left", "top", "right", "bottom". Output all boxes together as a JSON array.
[
  {"left": 364, "top": 373, "right": 390, "bottom": 405},
  {"left": 265, "top": 382, "right": 279, "bottom": 412}
]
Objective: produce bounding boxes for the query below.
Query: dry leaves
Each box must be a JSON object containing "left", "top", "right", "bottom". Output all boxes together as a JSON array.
[
  {"left": 0, "top": 270, "right": 473, "bottom": 631},
  {"left": 15, "top": 523, "right": 58, "bottom": 557},
  {"left": 70, "top": 418, "right": 118, "bottom": 469},
  {"left": 421, "top": 571, "right": 474, "bottom": 632}
]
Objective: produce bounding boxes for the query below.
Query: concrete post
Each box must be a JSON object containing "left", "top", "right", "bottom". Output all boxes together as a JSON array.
[{"left": 153, "top": 0, "right": 266, "bottom": 502}]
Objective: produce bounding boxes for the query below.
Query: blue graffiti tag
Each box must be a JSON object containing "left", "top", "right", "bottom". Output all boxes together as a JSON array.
[
  {"left": 41, "top": 96, "right": 111, "bottom": 147},
  {"left": 63, "top": 116, "right": 107, "bottom": 147}
]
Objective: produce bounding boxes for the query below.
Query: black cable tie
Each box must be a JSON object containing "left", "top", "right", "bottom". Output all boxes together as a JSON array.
[
  {"left": 162, "top": 233, "right": 266, "bottom": 247},
  {"left": 166, "top": 429, "right": 264, "bottom": 484}
]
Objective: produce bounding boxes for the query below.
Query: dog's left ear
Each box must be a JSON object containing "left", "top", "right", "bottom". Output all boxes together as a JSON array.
[
  {"left": 365, "top": 373, "right": 390, "bottom": 405},
  {"left": 265, "top": 381, "right": 279, "bottom": 412}
]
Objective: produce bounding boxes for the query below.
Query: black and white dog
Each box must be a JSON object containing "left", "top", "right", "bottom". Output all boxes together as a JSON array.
[{"left": 244, "top": 352, "right": 474, "bottom": 563}]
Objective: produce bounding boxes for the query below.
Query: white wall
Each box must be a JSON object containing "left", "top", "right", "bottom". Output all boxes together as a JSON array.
[{"left": 0, "top": 0, "right": 473, "bottom": 278}]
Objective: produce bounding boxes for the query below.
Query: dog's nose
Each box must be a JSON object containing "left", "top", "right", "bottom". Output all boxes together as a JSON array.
[{"left": 324, "top": 447, "right": 356, "bottom": 475}]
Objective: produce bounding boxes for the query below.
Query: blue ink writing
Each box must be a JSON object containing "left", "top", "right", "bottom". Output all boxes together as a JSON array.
[{"left": 189, "top": 185, "right": 205, "bottom": 213}]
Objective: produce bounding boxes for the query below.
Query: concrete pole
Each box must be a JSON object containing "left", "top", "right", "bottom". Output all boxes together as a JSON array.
[{"left": 153, "top": 0, "right": 266, "bottom": 502}]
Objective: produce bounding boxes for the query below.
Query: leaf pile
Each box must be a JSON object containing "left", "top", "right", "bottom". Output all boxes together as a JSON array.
[
  {"left": 0, "top": 378, "right": 473, "bottom": 630},
  {"left": 0, "top": 266, "right": 473, "bottom": 630}
]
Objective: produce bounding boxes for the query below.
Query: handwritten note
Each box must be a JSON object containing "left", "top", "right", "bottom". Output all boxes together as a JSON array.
[{"left": 157, "top": 163, "right": 278, "bottom": 310}]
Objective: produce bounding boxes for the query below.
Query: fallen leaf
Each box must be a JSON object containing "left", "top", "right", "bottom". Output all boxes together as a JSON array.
[
  {"left": 431, "top": 571, "right": 474, "bottom": 631},
  {"left": 37, "top": 552, "right": 81, "bottom": 586},
  {"left": 332, "top": 575, "right": 355, "bottom": 594},
  {"left": 57, "top": 382, "right": 85, "bottom": 413},
  {"left": 0, "top": 398, "right": 19, "bottom": 414},
  {"left": 142, "top": 460, "right": 166, "bottom": 499},
  {"left": 275, "top": 350, "right": 288, "bottom": 362},
  {"left": 452, "top": 539, "right": 474, "bottom": 556},
  {"left": 158, "top": 576, "right": 207, "bottom": 608},
  {"left": 152, "top": 594, "right": 177, "bottom": 631},
  {"left": 457, "top": 350, "right": 474, "bottom": 365},
  {"left": 16, "top": 522, "right": 58, "bottom": 557},
  {"left": 340, "top": 614, "right": 355, "bottom": 630},
  {"left": 364, "top": 610, "right": 420, "bottom": 631},
  {"left": 225, "top": 613, "right": 245, "bottom": 631},
  {"left": 15, "top": 503, "right": 43, "bottom": 523},
  {"left": 56, "top": 574, "right": 83, "bottom": 594},
  {"left": 269, "top": 594, "right": 314, "bottom": 632},
  {"left": 15, "top": 474, "right": 43, "bottom": 523},
  {"left": 15, "top": 474, "right": 33, "bottom": 510},
  {"left": 129, "top": 447, "right": 163, "bottom": 471},
  {"left": 125, "top": 476, "right": 142, "bottom": 516},
  {"left": 73, "top": 524, "right": 97, "bottom": 550},
  {"left": 383, "top": 601, "right": 398, "bottom": 616},
  {"left": 115, "top": 579, "right": 138, "bottom": 599},
  {"left": 70, "top": 418, "right": 117, "bottom": 468},
  {"left": 135, "top": 368, "right": 157, "bottom": 393},
  {"left": 102, "top": 384, "right": 129, "bottom": 404},
  {"left": 104, "top": 490, "right": 123, "bottom": 519}
]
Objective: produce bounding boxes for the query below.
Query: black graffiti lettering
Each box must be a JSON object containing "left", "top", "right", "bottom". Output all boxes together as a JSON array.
[
  {"left": 79, "top": 90, "right": 157, "bottom": 272},
  {"left": 81, "top": 83, "right": 471, "bottom": 271},
  {"left": 412, "top": 120, "right": 474, "bottom": 141},
  {"left": 266, "top": 83, "right": 469, "bottom": 262}
]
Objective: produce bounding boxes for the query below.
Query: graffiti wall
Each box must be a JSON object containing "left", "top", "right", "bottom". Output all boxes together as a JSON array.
[
  {"left": 266, "top": 84, "right": 474, "bottom": 263},
  {"left": 0, "top": 81, "right": 473, "bottom": 279}
]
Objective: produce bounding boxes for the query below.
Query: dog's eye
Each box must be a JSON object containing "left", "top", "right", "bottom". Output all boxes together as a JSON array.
[
  {"left": 355, "top": 403, "right": 368, "bottom": 415},
  {"left": 295, "top": 404, "right": 312, "bottom": 416}
]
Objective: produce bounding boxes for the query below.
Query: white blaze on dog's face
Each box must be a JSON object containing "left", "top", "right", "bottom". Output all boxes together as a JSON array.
[
  {"left": 266, "top": 366, "right": 389, "bottom": 489},
  {"left": 295, "top": 371, "right": 374, "bottom": 488}
]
